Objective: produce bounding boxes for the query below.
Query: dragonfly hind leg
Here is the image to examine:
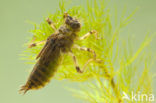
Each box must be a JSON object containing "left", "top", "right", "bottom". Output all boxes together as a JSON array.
[
  {"left": 71, "top": 45, "right": 102, "bottom": 73},
  {"left": 69, "top": 51, "right": 83, "bottom": 73}
]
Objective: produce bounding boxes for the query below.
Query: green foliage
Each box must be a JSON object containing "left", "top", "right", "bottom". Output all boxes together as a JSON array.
[{"left": 23, "top": 0, "right": 154, "bottom": 102}]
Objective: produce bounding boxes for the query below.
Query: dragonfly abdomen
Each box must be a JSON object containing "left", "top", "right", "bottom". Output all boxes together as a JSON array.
[{"left": 20, "top": 56, "right": 60, "bottom": 94}]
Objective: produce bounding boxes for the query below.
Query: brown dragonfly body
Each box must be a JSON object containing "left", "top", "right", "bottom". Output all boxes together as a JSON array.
[{"left": 20, "top": 14, "right": 81, "bottom": 94}]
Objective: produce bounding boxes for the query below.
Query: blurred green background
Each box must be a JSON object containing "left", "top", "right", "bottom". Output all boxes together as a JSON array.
[{"left": 0, "top": 0, "right": 155, "bottom": 103}]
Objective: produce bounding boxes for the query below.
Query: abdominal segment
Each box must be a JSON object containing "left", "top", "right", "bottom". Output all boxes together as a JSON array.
[{"left": 20, "top": 57, "right": 60, "bottom": 94}]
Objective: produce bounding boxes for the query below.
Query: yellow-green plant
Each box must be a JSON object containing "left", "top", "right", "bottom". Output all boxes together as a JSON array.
[{"left": 23, "top": 0, "right": 155, "bottom": 102}]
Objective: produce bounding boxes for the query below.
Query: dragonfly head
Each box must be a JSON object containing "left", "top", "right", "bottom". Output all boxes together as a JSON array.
[{"left": 64, "top": 13, "right": 81, "bottom": 32}]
